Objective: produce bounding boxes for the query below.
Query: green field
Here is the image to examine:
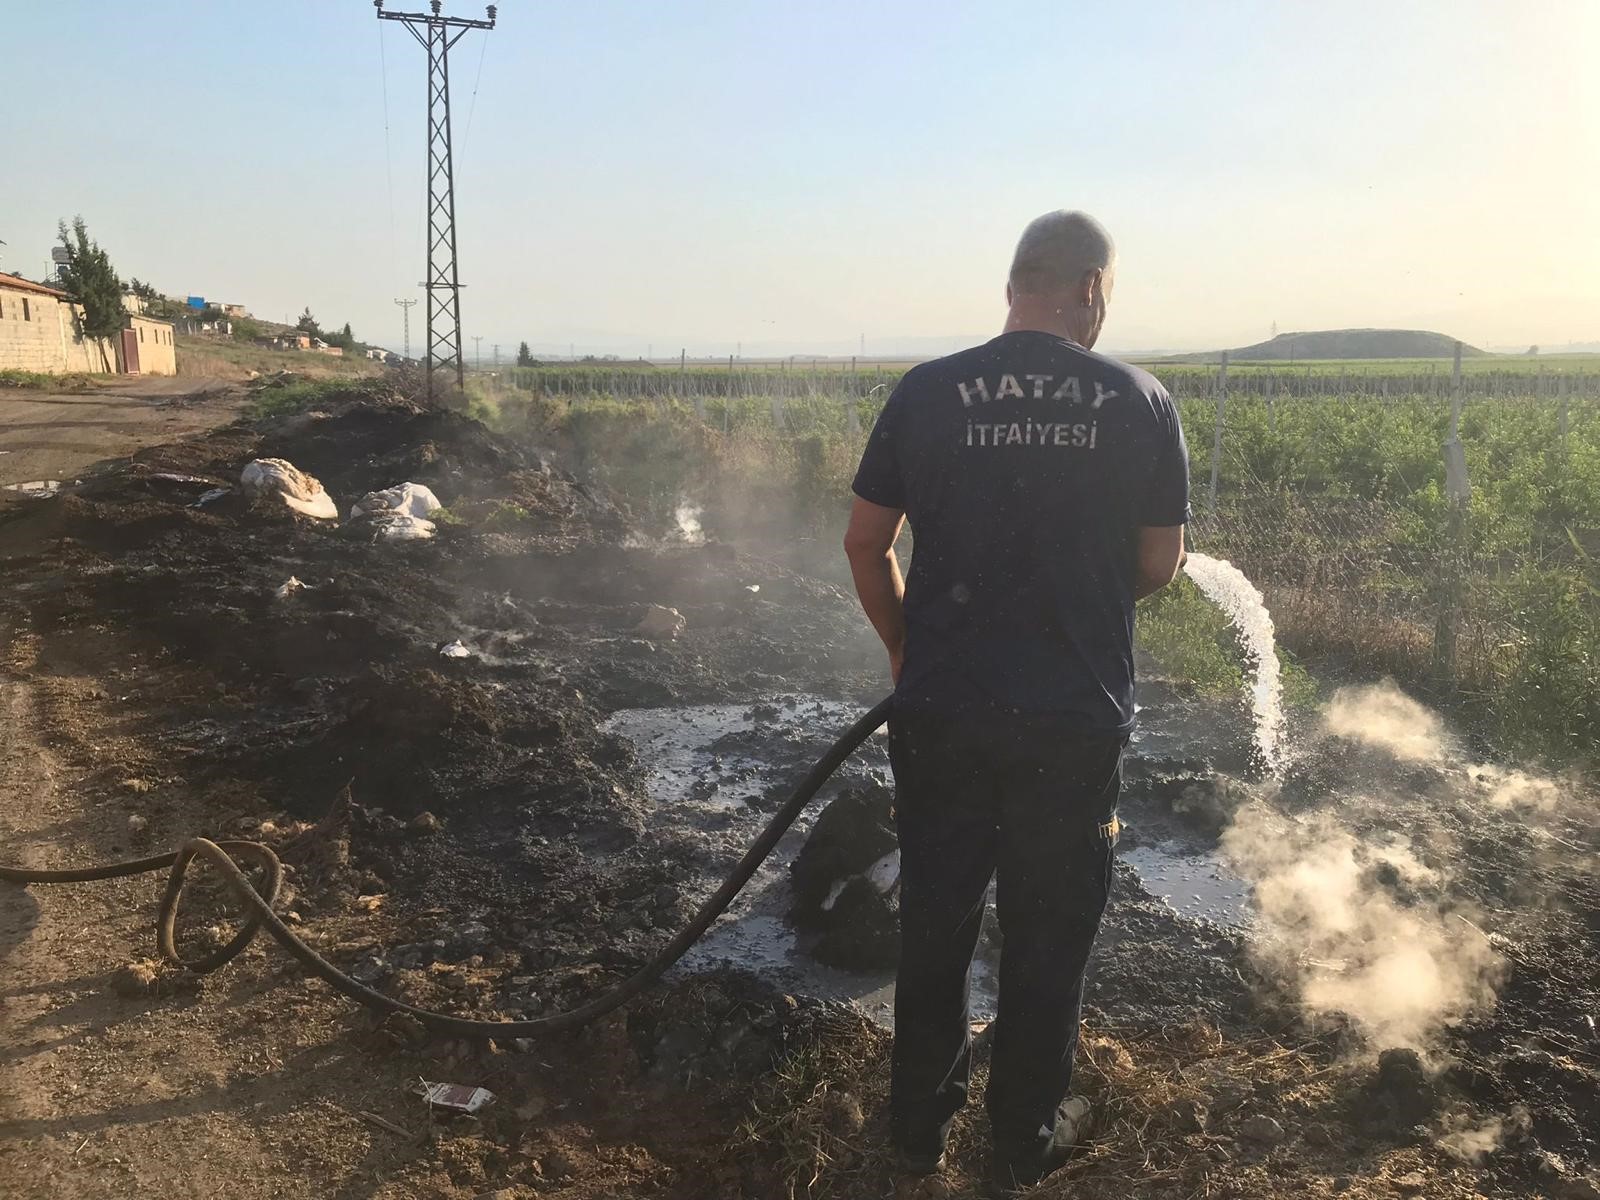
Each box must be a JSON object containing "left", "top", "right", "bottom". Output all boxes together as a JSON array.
[{"left": 467, "top": 358, "right": 1600, "bottom": 770}]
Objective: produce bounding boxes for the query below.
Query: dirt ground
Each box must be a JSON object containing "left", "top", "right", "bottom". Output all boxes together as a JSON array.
[
  {"left": 0, "top": 376, "right": 246, "bottom": 490},
  {"left": 0, "top": 389, "right": 1594, "bottom": 1199}
]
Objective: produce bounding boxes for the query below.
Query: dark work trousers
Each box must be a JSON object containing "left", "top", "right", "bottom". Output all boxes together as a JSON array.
[{"left": 887, "top": 706, "right": 1124, "bottom": 1168}]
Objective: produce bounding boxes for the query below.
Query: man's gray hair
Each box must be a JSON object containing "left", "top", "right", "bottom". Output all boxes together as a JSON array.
[{"left": 1008, "top": 210, "right": 1116, "bottom": 296}]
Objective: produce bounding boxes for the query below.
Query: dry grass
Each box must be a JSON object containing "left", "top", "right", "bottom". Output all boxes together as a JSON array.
[
  {"left": 176, "top": 335, "right": 383, "bottom": 382},
  {"left": 734, "top": 1011, "right": 1491, "bottom": 1200}
]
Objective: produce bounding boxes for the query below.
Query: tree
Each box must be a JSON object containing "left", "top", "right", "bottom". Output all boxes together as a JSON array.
[
  {"left": 56, "top": 217, "right": 124, "bottom": 341},
  {"left": 516, "top": 340, "right": 535, "bottom": 367},
  {"left": 296, "top": 307, "right": 321, "bottom": 336},
  {"left": 321, "top": 321, "right": 356, "bottom": 351}
]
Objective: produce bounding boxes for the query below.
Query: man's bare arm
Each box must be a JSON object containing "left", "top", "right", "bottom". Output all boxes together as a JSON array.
[
  {"left": 1135, "top": 524, "right": 1187, "bottom": 600},
  {"left": 843, "top": 496, "right": 908, "bottom": 682}
]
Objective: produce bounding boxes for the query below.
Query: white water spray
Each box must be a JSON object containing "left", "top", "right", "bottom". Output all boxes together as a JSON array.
[{"left": 1182, "top": 552, "right": 1284, "bottom": 773}]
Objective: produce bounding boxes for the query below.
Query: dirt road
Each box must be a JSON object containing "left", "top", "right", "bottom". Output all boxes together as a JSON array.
[{"left": 0, "top": 378, "right": 245, "bottom": 489}]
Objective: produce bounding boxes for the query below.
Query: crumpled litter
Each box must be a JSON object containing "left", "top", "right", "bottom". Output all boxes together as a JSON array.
[
  {"left": 275, "top": 576, "right": 310, "bottom": 599},
  {"left": 418, "top": 1081, "right": 495, "bottom": 1114},
  {"left": 439, "top": 640, "right": 473, "bottom": 659},
  {"left": 3, "top": 480, "right": 62, "bottom": 499},
  {"left": 351, "top": 482, "right": 441, "bottom": 521},
  {"left": 366, "top": 513, "right": 437, "bottom": 541},
  {"left": 239, "top": 458, "right": 338, "bottom": 520}
]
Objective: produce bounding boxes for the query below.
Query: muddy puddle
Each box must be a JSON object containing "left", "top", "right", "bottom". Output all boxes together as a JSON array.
[{"left": 603, "top": 694, "right": 1254, "bottom": 1024}]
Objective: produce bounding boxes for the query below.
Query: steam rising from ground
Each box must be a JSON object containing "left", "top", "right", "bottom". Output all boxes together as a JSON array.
[
  {"left": 673, "top": 502, "right": 706, "bottom": 545},
  {"left": 1221, "top": 804, "right": 1504, "bottom": 1050},
  {"left": 1321, "top": 682, "right": 1567, "bottom": 811},
  {"left": 1322, "top": 683, "right": 1447, "bottom": 762},
  {"left": 1437, "top": 1108, "right": 1529, "bottom": 1163},
  {"left": 1215, "top": 681, "right": 1581, "bottom": 1049}
]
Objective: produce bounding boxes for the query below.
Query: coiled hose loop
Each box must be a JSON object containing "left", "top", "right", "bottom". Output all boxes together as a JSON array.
[{"left": 0, "top": 696, "right": 893, "bottom": 1037}]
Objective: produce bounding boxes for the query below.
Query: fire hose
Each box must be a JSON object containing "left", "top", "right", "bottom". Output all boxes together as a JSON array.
[{"left": 0, "top": 696, "right": 893, "bottom": 1038}]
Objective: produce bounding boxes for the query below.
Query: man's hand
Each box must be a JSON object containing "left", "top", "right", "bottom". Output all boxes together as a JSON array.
[
  {"left": 1135, "top": 524, "right": 1187, "bottom": 600},
  {"left": 843, "top": 496, "right": 908, "bottom": 685}
]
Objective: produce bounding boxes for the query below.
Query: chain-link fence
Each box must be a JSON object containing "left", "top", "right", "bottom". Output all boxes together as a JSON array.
[{"left": 486, "top": 361, "right": 1600, "bottom": 764}]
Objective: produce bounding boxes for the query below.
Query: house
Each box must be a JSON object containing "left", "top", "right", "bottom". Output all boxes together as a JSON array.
[
  {"left": 220, "top": 303, "right": 249, "bottom": 318},
  {"left": 309, "top": 338, "right": 344, "bottom": 357},
  {"left": 0, "top": 272, "right": 176, "bottom": 376},
  {"left": 256, "top": 332, "right": 312, "bottom": 352}
]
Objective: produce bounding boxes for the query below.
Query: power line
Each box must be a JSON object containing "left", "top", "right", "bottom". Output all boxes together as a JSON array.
[
  {"left": 375, "top": 1, "right": 497, "bottom": 397},
  {"left": 461, "top": 28, "right": 490, "bottom": 150},
  {"left": 376, "top": 20, "right": 399, "bottom": 295}
]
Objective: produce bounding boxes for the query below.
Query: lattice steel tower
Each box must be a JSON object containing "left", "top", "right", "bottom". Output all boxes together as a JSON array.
[{"left": 376, "top": 1, "right": 496, "bottom": 396}]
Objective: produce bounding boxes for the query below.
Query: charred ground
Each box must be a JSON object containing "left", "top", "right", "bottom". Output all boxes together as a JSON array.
[{"left": 0, "top": 392, "right": 1593, "bottom": 1198}]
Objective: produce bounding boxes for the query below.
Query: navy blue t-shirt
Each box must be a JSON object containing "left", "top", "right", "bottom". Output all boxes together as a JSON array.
[{"left": 851, "top": 330, "right": 1190, "bottom": 734}]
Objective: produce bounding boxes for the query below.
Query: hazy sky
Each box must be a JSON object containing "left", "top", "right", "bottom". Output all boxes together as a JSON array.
[{"left": 5, "top": 1, "right": 1597, "bottom": 356}]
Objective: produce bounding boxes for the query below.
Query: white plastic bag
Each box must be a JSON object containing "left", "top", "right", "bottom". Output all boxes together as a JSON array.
[
  {"left": 239, "top": 458, "right": 337, "bottom": 521},
  {"left": 351, "top": 482, "right": 441, "bottom": 521}
]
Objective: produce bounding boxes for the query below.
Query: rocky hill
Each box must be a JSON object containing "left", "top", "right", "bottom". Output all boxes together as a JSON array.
[{"left": 1169, "top": 328, "right": 1485, "bottom": 362}]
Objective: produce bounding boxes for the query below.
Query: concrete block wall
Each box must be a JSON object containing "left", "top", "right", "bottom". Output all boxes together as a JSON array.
[
  {"left": 0, "top": 286, "right": 129, "bottom": 375},
  {"left": 128, "top": 315, "right": 176, "bottom": 376}
]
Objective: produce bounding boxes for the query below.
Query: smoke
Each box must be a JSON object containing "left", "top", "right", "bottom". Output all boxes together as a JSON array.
[
  {"left": 1322, "top": 682, "right": 1448, "bottom": 762},
  {"left": 1223, "top": 682, "right": 1580, "bottom": 1048},
  {"left": 1221, "top": 804, "right": 1505, "bottom": 1050},
  {"left": 673, "top": 502, "right": 706, "bottom": 546},
  {"left": 1323, "top": 681, "right": 1568, "bottom": 813},
  {"left": 1474, "top": 765, "right": 1563, "bottom": 812},
  {"left": 1437, "top": 1108, "right": 1529, "bottom": 1162}
]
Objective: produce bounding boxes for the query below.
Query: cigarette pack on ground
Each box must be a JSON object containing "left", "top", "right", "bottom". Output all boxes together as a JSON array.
[{"left": 420, "top": 1081, "right": 496, "bottom": 1115}]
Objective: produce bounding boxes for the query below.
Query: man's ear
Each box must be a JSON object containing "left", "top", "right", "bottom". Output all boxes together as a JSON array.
[
  {"left": 1005, "top": 281, "right": 1013, "bottom": 306},
  {"left": 1081, "top": 268, "right": 1102, "bottom": 308}
]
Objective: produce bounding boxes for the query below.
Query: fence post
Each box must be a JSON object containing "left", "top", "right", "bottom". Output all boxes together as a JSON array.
[
  {"left": 846, "top": 355, "right": 861, "bottom": 434},
  {"left": 1207, "top": 351, "right": 1228, "bottom": 515},
  {"left": 1558, "top": 371, "right": 1570, "bottom": 449},
  {"left": 1266, "top": 370, "right": 1276, "bottom": 433},
  {"left": 1435, "top": 341, "right": 1470, "bottom": 690}
]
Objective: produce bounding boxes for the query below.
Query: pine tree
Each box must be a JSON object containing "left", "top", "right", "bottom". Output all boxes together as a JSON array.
[
  {"left": 55, "top": 217, "right": 124, "bottom": 341},
  {"left": 296, "top": 307, "right": 320, "bottom": 336},
  {"left": 516, "top": 340, "right": 534, "bottom": 367}
]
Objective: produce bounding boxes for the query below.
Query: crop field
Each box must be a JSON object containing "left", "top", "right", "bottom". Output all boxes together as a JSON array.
[{"left": 474, "top": 357, "right": 1600, "bottom": 768}]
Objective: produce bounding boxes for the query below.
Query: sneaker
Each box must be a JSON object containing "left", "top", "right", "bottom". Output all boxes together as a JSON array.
[
  {"left": 891, "top": 1146, "right": 945, "bottom": 1177},
  {"left": 990, "top": 1097, "right": 1091, "bottom": 1195}
]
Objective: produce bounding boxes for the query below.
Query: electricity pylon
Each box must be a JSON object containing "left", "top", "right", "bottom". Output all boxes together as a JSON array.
[
  {"left": 376, "top": 1, "right": 496, "bottom": 396},
  {"left": 394, "top": 297, "right": 417, "bottom": 360}
]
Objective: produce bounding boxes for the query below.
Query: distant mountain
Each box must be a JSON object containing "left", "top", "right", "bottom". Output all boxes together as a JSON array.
[{"left": 1166, "top": 329, "right": 1485, "bottom": 362}]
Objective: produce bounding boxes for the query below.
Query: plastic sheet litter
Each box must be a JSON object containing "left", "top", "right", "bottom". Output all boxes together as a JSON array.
[
  {"left": 351, "top": 482, "right": 442, "bottom": 521},
  {"left": 239, "top": 458, "right": 338, "bottom": 521},
  {"left": 365, "top": 513, "right": 437, "bottom": 542},
  {"left": 439, "top": 640, "right": 473, "bottom": 659},
  {"left": 3, "top": 480, "right": 62, "bottom": 499},
  {"left": 275, "top": 576, "right": 310, "bottom": 599}
]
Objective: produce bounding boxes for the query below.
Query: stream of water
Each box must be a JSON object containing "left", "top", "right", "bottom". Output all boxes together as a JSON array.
[{"left": 1181, "top": 551, "right": 1285, "bottom": 774}]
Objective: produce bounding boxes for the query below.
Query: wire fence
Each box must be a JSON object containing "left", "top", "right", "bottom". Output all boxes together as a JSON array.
[{"left": 484, "top": 358, "right": 1600, "bottom": 760}]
